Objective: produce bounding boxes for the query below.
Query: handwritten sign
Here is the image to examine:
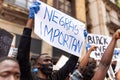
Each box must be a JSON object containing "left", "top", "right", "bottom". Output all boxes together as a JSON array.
[
  {"left": 107, "top": 65, "right": 115, "bottom": 80},
  {"left": 112, "top": 48, "right": 120, "bottom": 61},
  {"left": 0, "top": 28, "right": 13, "bottom": 57},
  {"left": 115, "top": 56, "right": 120, "bottom": 74},
  {"left": 87, "top": 34, "right": 111, "bottom": 60},
  {"left": 34, "top": 1, "right": 86, "bottom": 56}
]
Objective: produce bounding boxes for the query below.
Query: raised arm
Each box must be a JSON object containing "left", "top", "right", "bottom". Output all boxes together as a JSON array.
[
  {"left": 53, "top": 55, "right": 79, "bottom": 80},
  {"left": 78, "top": 45, "right": 97, "bottom": 73},
  {"left": 69, "top": 45, "right": 97, "bottom": 80},
  {"left": 17, "top": 2, "right": 40, "bottom": 80},
  {"left": 17, "top": 18, "right": 33, "bottom": 80},
  {"left": 92, "top": 29, "right": 120, "bottom": 80}
]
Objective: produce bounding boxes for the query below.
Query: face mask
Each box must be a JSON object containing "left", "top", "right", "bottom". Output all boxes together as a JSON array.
[{"left": 39, "top": 63, "right": 53, "bottom": 76}]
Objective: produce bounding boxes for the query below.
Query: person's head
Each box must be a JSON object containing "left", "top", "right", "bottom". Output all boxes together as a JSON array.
[
  {"left": 36, "top": 53, "right": 53, "bottom": 76},
  {"left": 0, "top": 57, "right": 20, "bottom": 80},
  {"left": 82, "top": 61, "right": 97, "bottom": 80}
]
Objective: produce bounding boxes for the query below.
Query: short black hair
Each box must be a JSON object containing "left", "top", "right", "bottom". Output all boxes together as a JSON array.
[
  {"left": 35, "top": 53, "right": 50, "bottom": 63},
  {"left": 36, "top": 53, "right": 49, "bottom": 59},
  {"left": 0, "top": 57, "right": 18, "bottom": 64},
  {"left": 82, "top": 61, "right": 96, "bottom": 80}
]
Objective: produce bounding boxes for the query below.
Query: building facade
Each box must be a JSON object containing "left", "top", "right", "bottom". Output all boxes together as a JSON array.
[
  {"left": 0, "top": 0, "right": 119, "bottom": 59},
  {"left": 86, "top": 0, "right": 120, "bottom": 47}
]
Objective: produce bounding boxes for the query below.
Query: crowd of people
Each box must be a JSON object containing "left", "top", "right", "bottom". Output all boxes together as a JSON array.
[{"left": 0, "top": 1, "right": 120, "bottom": 80}]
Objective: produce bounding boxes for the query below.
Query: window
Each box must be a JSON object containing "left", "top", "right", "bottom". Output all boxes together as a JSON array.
[
  {"left": 4, "top": 0, "right": 47, "bottom": 9},
  {"left": 52, "top": 0, "right": 76, "bottom": 58},
  {"left": 15, "top": 34, "right": 42, "bottom": 54},
  {"left": 53, "top": 0, "right": 76, "bottom": 17}
]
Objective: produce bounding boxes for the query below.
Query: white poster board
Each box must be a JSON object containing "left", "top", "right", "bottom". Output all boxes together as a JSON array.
[
  {"left": 8, "top": 34, "right": 18, "bottom": 58},
  {"left": 8, "top": 47, "right": 18, "bottom": 58},
  {"left": 34, "top": 1, "right": 86, "bottom": 56},
  {"left": 114, "top": 49, "right": 120, "bottom": 73},
  {"left": 112, "top": 48, "right": 120, "bottom": 61},
  {"left": 86, "top": 34, "right": 111, "bottom": 60},
  {"left": 107, "top": 65, "right": 115, "bottom": 80},
  {"left": 53, "top": 55, "right": 68, "bottom": 70}
]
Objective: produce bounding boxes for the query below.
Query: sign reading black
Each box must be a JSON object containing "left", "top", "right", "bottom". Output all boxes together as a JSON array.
[{"left": 0, "top": 29, "right": 13, "bottom": 57}]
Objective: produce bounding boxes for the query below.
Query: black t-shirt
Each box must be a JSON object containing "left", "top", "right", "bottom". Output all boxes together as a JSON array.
[{"left": 17, "top": 28, "right": 79, "bottom": 80}]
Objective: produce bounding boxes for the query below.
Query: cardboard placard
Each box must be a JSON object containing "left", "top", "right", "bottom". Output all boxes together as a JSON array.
[{"left": 0, "top": 28, "right": 13, "bottom": 57}]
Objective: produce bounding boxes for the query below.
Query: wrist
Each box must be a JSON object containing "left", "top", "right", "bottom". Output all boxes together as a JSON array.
[
  {"left": 112, "top": 35, "right": 118, "bottom": 41},
  {"left": 26, "top": 18, "right": 34, "bottom": 29},
  {"left": 23, "top": 28, "right": 32, "bottom": 36},
  {"left": 88, "top": 48, "right": 93, "bottom": 52}
]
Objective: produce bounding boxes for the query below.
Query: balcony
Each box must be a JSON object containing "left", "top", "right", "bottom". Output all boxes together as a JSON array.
[
  {"left": 103, "top": 0, "right": 120, "bottom": 17},
  {"left": 0, "top": 3, "right": 28, "bottom": 25},
  {"left": 106, "top": 12, "right": 120, "bottom": 30},
  {"left": 0, "top": 0, "right": 47, "bottom": 25}
]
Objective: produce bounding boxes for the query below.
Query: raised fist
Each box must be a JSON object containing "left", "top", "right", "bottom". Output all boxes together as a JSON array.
[
  {"left": 113, "top": 29, "right": 120, "bottom": 40},
  {"left": 90, "top": 45, "right": 97, "bottom": 51},
  {"left": 29, "top": 2, "right": 41, "bottom": 19}
]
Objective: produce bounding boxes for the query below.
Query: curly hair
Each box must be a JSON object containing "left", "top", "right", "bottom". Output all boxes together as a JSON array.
[{"left": 82, "top": 61, "right": 97, "bottom": 80}]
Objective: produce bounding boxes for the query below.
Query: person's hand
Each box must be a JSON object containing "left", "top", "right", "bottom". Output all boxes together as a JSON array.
[
  {"left": 90, "top": 45, "right": 97, "bottom": 51},
  {"left": 113, "top": 29, "right": 120, "bottom": 40},
  {"left": 29, "top": 2, "right": 41, "bottom": 19},
  {"left": 86, "top": 43, "right": 97, "bottom": 52}
]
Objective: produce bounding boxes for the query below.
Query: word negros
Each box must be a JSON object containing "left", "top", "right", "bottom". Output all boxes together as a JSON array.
[
  {"left": 38, "top": 5, "right": 84, "bottom": 54},
  {"left": 43, "top": 6, "right": 80, "bottom": 35}
]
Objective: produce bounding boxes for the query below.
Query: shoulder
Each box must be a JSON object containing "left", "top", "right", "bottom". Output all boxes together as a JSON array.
[{"left": 70, "top": 69, "right": 83, "bottom": 80}]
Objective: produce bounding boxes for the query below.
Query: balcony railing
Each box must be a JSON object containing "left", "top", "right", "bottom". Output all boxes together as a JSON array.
[
  {"left": 104, "top": 0, "right": 120, "bottom": 19},
  {"left": 4, "top": 0, "right": 34, "bottom": 9},
  {"left": 106, "top": 12, "right": 120, "bottom": 29}
]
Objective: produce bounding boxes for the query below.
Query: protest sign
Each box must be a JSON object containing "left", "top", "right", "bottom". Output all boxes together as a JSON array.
[
  {"left": 0, "top": 28, "right": 13, "bottom": 57},
  {"left": 34, "top": 1, "right": 86, "bottom": 56},
  {"left": 8, "top": 34, "right": 18, "bottom": 58},
  {"left": 112, "top": 48, "right": 120, "bottom": 61},
  {"left": 8, "top": 47, "right": 18, "bottom": 58},
  {"left": 53, "top": 55, "right": 68, "bottom": 70},
  {"left": 107, "top": 65, "right": 115, "bottom": 80},
  {"left": 86, "top": 34, "right": 111, "bottom": 60},
  {"left": 115, "top": 57, "right": 120, "bottom": 74}
]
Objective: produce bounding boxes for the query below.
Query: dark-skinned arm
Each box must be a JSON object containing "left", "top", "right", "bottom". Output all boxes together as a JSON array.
[
  {"left": 92, "top": 29, "right": 120, "bottom": 80},
  {"left": 53, "top": 55, "right": 79, "bottom": 80},
  {"left": 17, "top": 18, "right": 34, "bottom": 80},
  {"left": 17, "top": 1, "right": 40, "bottom": 80},
  {"left": 78, "top": 45, "right": 97, "bottom": 73}
]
